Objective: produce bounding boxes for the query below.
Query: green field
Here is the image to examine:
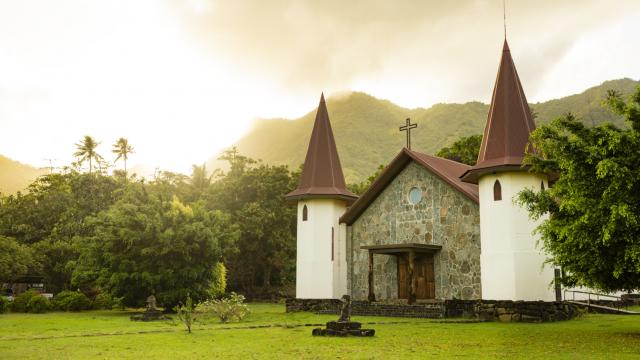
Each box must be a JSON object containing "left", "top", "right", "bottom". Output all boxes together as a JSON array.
[{"left": 1, "top": 303, "right": 639, "bottom": 359}]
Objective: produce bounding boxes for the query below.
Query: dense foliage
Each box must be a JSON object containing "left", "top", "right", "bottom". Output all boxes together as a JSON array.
[
  {"left": 0, "top": 235, "right": 34, "bottom": 283},
  {"left": 517, "top": 87, "right": 640, "bottom": 293},
  {"left": 0, "top": 148, "right": 298, "bottom": 306},
  {"left": 10, "top": 289, "right": 50, "bottom": 313},
  {"left": 435, "top": 134, "right": 482, "bottom": 165},
  {"left": 0, "top": 172, "right": 124, "bottom": 293},
  {"left": 206, "top": 149, "right": 297, "bottom": 296},
  {"left": 74, "top": 187, "right": 238, "bottom": 307},
  {"left": 52, "top": 291, "right": 92, "bottom": 311}
]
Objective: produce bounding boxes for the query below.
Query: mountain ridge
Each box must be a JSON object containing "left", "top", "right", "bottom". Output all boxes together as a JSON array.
[
  {"left": 0, "top": 155, "right": 47, "bottom": 195},
  {"left": 206, "top": 78, "right": 639, "bottom": 183},
  {"left": 2, "top": 78, "right": 638, "bottom": 194}
]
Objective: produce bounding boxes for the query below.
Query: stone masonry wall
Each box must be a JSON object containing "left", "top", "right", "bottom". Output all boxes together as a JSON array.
[
  {"left": 285, "top": 298, "right": 444, "bottom": 319},
  {"left": 348, "top": 162, "right": 481, "bottom": 301},
  {"left": 286, "top": 299, "right": 580, "bottom": 322},
  {"left": 445, "top": 300, "right": 581, "bottom": 322}
]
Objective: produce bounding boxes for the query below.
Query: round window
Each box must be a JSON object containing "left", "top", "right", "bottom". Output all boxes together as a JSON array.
[{"left": 408, "top": 187, "right": 422, "bottom": 204}]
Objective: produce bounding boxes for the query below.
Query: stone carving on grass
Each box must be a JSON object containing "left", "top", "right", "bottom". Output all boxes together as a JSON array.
[
  {"left": 312, "top": 295, "right": 375, "bottom": 337},
  {"left": 130, "top": 293, "right": 167, "bottom": 321}
]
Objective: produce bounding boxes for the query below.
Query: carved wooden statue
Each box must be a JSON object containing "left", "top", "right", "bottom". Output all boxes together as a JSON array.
[{"left": 338, "top": 295, "right": 351, "bottom": 322}]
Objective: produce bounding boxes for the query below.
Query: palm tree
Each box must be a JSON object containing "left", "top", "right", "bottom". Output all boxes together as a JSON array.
[
  {"left": 112, "top": 137, "right": 135, "bottom": 174},
  {"left": 191, "top": 163, "right": 213, "bottom": 190},
  {"left": 74, "top": 135, "right": 104, "bottom": 174}
]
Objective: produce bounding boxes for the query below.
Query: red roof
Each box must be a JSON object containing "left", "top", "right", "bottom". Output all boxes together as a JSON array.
[
  {"left": 461, "top": 40, "right": 536, "bottom": 184},
  {"left": 340, "top": 148, "right": 478, "bottom": 225},
  {"left": 286, "top": 93, "right": 358, "bottom": 202}
]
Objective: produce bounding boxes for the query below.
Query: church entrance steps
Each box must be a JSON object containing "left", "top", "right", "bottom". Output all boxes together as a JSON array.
[{"left": 566, "top": 301, "right": 640, "bottom": 315}]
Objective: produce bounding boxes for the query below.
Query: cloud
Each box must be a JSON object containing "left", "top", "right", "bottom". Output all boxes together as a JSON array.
[{"left": 171, "top": 0, "right": 640, "bottom": 106}]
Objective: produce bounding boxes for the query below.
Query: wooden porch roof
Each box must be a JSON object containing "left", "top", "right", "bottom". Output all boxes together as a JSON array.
[{"left": 360, "top": 243, "right": 442, "bottom": 254}]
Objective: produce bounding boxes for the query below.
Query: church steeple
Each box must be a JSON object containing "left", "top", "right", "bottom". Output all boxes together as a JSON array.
[
  {"left": 461, "top": 40, "right": 536, "bottom": 184},
  {"left": 459, "top": 39, "right": 555, "bottom": 301},
  {"left": 286, "top": 93, "right": 357, "bottom": 202}
]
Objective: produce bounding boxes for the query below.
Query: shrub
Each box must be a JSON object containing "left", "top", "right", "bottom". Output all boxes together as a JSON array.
[
  {"left": 0, "top": 296, "right": 9, "bottom": 313},
  {"left": 175, "top": 296, "right": 196, "bottom": 333},
  {"left": 26, "top": 295, "right": 51, "bottom": 313},
  {"left": 196, "top": 292, "right": 249, "bottom": 323},
  {"left": 53, "top": 290, "right": 92, "bottom": 311},
  {"left": 208, "top": 262, "right": 227, "bottom": 299},
  {"left": 11, "top": 290, "right": 40, "bottom": 313},
  {"left": 93, "top": 292, "right": 118, "bottom": 310}
]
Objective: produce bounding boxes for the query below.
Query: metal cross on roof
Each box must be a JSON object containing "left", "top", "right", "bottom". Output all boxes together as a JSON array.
[{"left": 399, "top": 118, "right": 418, "bottom": 149}]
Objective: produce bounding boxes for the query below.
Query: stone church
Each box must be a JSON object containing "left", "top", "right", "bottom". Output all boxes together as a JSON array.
[{"left": 286, "top": 39, "right": 555, "bottom": 303}]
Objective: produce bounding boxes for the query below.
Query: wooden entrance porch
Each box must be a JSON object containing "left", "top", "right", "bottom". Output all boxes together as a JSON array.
[{"left": 361, "top": 243, "right": 441, "bottom": 304}]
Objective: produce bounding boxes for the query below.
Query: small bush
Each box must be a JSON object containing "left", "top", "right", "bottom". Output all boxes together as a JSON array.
[
  {"left": 175, "top": 296, "right": 196, "bottom": 333},
  {"left": 11, "top": 290, "right": 40, "bottom": 313},
  {"left": 0, "top": 296, "right": 9, "bottom": 313},
  {"left": 53, "top": 291, "right": 92, "bottom": 311},
  {"left": 26, "top": 295, "right": 51, "bottom": 313},
  {"left": 197, "top": 292, "right": 249, "bottom": 323},
  {"left": 93, "top": 293, "right": 122, "bottom": 310}
]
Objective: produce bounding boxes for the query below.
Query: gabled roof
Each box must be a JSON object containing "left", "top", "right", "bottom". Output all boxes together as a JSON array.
[
  {"left": 340, "top": 148, "right": 478, "bottom": 225},
  {"left": 461, "top": 40, "right": 536, "bottom": 184},
  {"left": 286, "top": 93, "right": 358, "bottom": 202}
]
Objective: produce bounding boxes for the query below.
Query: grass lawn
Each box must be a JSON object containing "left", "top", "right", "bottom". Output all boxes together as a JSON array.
[{"left": 1, "top": 303, "right": 639, "bottom": 359}]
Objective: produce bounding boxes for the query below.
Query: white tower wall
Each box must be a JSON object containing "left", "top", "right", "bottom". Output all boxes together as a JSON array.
[
  {"left": 296, "top": 198, "right": 348, "bottom": 299},
  {"left": 478, "top": 172, "right": 555, "bottom": 301}
]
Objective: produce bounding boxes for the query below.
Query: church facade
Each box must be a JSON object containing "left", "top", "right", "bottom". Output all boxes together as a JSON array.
[
  {"left": 286, "top": 40, "right": 556, "bottom": 303},
  {"left": 344, "top": 152, "right": 481, "bottom": 302}
]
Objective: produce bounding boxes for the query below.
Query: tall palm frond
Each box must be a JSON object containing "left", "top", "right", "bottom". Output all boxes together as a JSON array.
[
  {"left": 74, "top": 135, "right": 103, "bottom": 174},
  {"left": 112, "top": 137, "right": 135, "bottom": 174}
]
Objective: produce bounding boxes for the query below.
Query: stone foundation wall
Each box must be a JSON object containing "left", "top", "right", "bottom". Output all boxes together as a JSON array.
[
  {"left": 445, "top": 300, "right": 580, "bottom": 322},
  {"left": 287, "top": 298, "right": 580, "bottom": 322},
  {"left": 349, "top": 162, "right": 481, "bottom": 301},
  {"left": 284, "top": 298, "right": 343, "bottom": 313},
  {"left": 285, "top": 298, "right": 444, "bottom": 318}
]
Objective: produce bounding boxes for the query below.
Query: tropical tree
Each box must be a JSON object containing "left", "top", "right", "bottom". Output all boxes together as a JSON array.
[
  {"left": 208, "top": 151, "right": 297, "bottom": 293},
  {"left": 188, "top": 163, "right": 213, "bottom": 201},
  {"left": 0, "top": 235, "right": 34, "bottom": 283},
  {"left": 436, "top": 134, "right": 482, "bottom": 165},
  {"left": 349, "top": 164, "right": 385, "bottom": 195},
  {"left": 74, "top": 184, "right": 238, "bottom": 307},
  {"left": 0, "top": 172, "right": 125, "bottom": 293},
  {"left": 112, "top": 138, "right": 134, "bottom": 174},
  {"left": 74, "top": 135, "right": 103, "bottom": 174},
  {"left": 517, "top": 87, "right": 640, "bottom": 293}
]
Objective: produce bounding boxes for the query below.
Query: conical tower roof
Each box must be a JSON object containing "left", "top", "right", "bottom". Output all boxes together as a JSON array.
[
  {"left": 286, "top": 93, "right": 358, "bottom": 202},
  {"left": 461, "top": 40, "right": 536, "bottom": 184}
]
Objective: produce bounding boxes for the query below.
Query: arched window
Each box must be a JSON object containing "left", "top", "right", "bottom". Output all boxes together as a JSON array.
[
  {"left": 302, "top": 204, "right": 308, "bottom": 221},
  {"left": 493, "top": 180, "right": 502, "bottom": 201},
  {"left": 541, "top": 181, "right": 545, "bottom": 191}
]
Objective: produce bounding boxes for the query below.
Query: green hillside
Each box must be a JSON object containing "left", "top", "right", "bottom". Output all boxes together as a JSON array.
[
  {"left": 0, "top": 155, "right": 47, "bottom": 195},
  {"left": 207, "top": 78, "right": 639, "bottom": 183}
]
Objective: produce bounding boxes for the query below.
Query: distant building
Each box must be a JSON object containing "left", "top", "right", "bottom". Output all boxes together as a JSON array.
[{"left": 286, "top": 39, "right": 555, "bottom": 302}]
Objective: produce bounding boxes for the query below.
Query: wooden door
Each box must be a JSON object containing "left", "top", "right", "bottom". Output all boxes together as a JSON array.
[
  {"left": 415, "top": 255, "right": 435, "bottom": 299},
  {"left": 398, "top": 256, "right": 408, "bottom": 299},
  {"left": 397, "top": 254, "right": 435, "bottom": 300}
]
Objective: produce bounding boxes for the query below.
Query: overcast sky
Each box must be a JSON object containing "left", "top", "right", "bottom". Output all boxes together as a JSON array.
[{"left": 1, "top": 0, "right": 639, "bottom": 174}]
